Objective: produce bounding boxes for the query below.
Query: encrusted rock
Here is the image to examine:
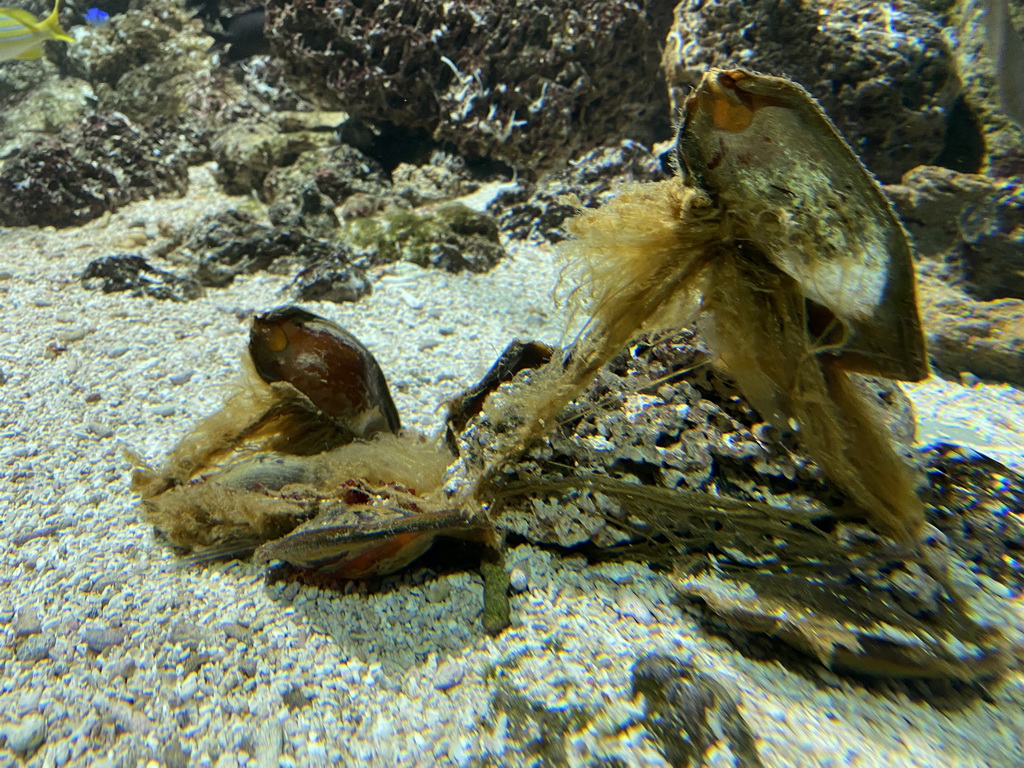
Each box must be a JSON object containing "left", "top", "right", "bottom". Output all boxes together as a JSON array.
[
  {"left": 267, "top": 183, "right": 339, "bottom": 240},
  {"left": 265, "top": 0, "right": 673, "bottom": 171},
  {"left": 81, "top": 255, "right": 203, "bottom": 302},
  {"left": 165, "top": 209, "right": 347, "bottom": 287},
  {"left": 210, "top": 119, "right": 338, "bottom": 195},
  {"left": 0, "top": 78, "right": 96, "bottom": 159},
  {"left": 290, "top": 260, "right": 372, "bottom": 304},
  {"left": 662, "top": 0, "right": 959, "bottom": 183},
  {"left": 0, "top": 113, "right": 189, "bottom": 227},
  {"left": 391, "top": 156, "right": 478, "bottom": 208},
  {"left": 343, "top": 203, "right": 505, "bottom": 273},
  {"left": 887, "top": 166, "right": 1024, "bottom": 301},
  {"left": 263, "top": 145, "right": 390, "bottom": 212},
  {"left": 63, "top": 0, "right": 215, "bottom": 123},
  {"left": 952, "top": 1, "right": 1024, "bottom": 177},
  {"left": 498, "top": 140, "right": 668, "bottom": 242}
]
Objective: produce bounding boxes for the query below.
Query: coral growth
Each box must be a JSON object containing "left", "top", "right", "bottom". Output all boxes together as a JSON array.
[
  {"left": 264, "top": 0, "right": 673, "bottom": 171},
  {"left": 0, "top": 113, "right": 188, "bottom": 227}
]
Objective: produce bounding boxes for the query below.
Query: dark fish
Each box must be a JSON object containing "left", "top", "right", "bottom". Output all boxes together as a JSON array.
[
  {"left": 983, "top": 0, "right": 1024, "bottom": 128},
  {"left": 207, "top": 6, "right": 268, "bottom": 62},
  {"left": 186, "top": 0, "right": 221, "bottom": 22}
]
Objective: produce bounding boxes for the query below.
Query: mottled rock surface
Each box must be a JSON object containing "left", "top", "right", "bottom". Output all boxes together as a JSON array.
[
  {"left": 953, "top": 0, "right": 1024, "bottom": 177},
  {"left": 0, "top": 114, "right": 189, "bottom": 228},
  {"left": 888, "top": 166, "right": 1024, "bottom": 302},
  {"left": 499, "top": 140, "right": 669, "bottom": 242},
  {"left": 886, "top": 166, "right": 1024, "bottom": 386},
  {"left": 81, "top": 254, "right": 203, "bottom": 302}
]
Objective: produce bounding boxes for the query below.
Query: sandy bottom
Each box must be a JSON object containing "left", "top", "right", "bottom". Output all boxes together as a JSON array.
[{"left": 1, "top": 167, "right": 1022, "bottom": 767}]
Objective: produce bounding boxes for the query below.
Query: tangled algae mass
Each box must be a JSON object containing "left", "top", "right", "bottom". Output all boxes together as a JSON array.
[{"left": 135, "top": 69, "right": 1024, "bottom": 683}]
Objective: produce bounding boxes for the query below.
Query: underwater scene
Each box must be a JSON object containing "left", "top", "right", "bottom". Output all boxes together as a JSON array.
[{"left": 1, "top": 0, "right": 1024, "bottom": 765}]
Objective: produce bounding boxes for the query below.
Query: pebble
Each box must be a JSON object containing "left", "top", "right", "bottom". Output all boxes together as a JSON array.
[
  {"left": 509, "top": 566, "right": 529, "bottom": 593},
  {"left": 85, "top": 420, "right": 115, "bottom": 439},
  {"left": 15, "top": 633, "right": 55, "bottom": 663},
  {"left": 169, "top": 370, "right": 195, "bottom": 385},
  {"left": 221, "top": 621, "right": 252, "bottom": 642},
  {"left": 2, "top": 714, "right": 45, "bottom": 756},
  {"left": 433, "top": 660, "right": 466, "bottom": 691},
  {"left": 14, "top": 606, "right": 41, "bottom": 637},
  {"left": 58, "top": 327, "right": 91, "bottom": 343},
  {"left": 616, "top": 588, "right": 654, "bottom": 625},
  {"left": 82, "top": 626, "right": 126, "bottom": 652},
  {"left": 426, "top": 580, "right": 452, "bottom": 603},
  {"left": 107, "top": 345, "right": 130, "bottom": 359},
  {"left": 106, "top": 657, "right": 137, "bottom": 680}
]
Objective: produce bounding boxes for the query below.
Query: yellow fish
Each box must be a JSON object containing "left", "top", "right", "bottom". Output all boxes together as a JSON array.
[{"left": 0, "top": 0, "right": 73, "bottom": 62}]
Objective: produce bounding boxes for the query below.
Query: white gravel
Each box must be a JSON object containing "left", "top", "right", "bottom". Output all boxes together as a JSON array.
[{"left": 1, "top": 165, "right": 1022, "bottom": 767}]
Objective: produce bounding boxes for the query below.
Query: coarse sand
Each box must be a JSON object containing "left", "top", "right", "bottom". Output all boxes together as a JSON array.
[{"left": 1, "top": 166, "right": 1022, "bottom": 767}]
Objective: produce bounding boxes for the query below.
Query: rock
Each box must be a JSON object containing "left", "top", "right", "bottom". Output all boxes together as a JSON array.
[
  {"left": 0, "top": 77, "right": 96, "bottom": 159},
  {"left": 219, "top": 622, "right": 252, "bottom": 643},
  {"left": 391, "top": 158, "right": 477, "bottom": 208},
  {"left": 433, "top": 659, "right": 466, "bottom": 691},
  {"left": 508, "top": 566, "right": 529, "bottom": 593},
  {"left": 292, "top": 262, "right": 372, "bottom": 304},
  {"left": 106, "top": 657, "right": 137, "bottom": 681},
  {"left": 886, "top": 166, "right": 1024, "bottom": 301},
  {"left": 169, "top": 209, "right": 348, "bottom": 288},
  {"left": 15, "top": 634, "right": 55, "bottom": 663},
  {"left": 169, "top": 370, "right": 194, "bottom": 385},
  {"left": 63, "top": 0, "right": 214, "bottom": 123},
  {"left": 265, "top": 0, "right": 673, "bottom": 171},
  {"left": 616, "top": 587, "right": 654, "bottom": 625},
  {"left": 498, "top": 140, "right": 668, "bottom": 242},
  {"left": 263, "top": 145, "right": 390, "bottom": 210},
  {"left": 0, "top": 113, "right": 190, "bottom": 228},
  {"left": 267, "top": 183, "right": 340, "bottom": 240},
  {"left": 662, "top": 0, "right": 959, "bottom": 183},
  {"left": 81, "top": 255, "right": 203, "bottom": 302},
  {"left": 883, "top": 167, "right": 1024, "bottom": 386},
  {"left": 211, "top": 119, "right": 337, "bottom": 195},
  {"left": 343, "top": 203, "right": 506, "bottom": 273},
  {"left": 950, "top": 1, "right": 1024, "bottom": 177},
  {"left": 2, "top": 714, "right": 45, "bottom": 757},
  {"left": 917, "top": 273, "right": 1024, "bottom": 386},
  {"left": 13, "top": 606, "right": 41, "bottom": 638},
  {"left": 82, "top": 626, "right": 126, "bottom": 653}
]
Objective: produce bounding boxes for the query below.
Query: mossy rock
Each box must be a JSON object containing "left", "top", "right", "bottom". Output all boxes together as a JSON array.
[{"left": 343, "top": 203, "right": 505, "bottom": 273}]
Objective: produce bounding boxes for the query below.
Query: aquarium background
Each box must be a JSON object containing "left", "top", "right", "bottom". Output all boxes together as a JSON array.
[{"left": 0, "top": 1, "right": 1022, "bottom": 766}]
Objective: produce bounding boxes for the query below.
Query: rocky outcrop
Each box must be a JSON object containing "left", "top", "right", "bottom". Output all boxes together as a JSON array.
[
  {"left": 0, "top": 113, "right": 189, "bottom": 228},
  {"left": 264, "top": 0, "right": 674, "bottom": 172},
  {"left": 662, "top": 0, "right": 960, "bottom": 183},
  {"left": 886, "top": 166, "right": 1024, "bottom": 385}
]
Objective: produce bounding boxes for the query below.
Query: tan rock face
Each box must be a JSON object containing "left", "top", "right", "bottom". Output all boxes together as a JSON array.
[{"left": 885, "top": 165, "right": 1024, "bottom": 386}]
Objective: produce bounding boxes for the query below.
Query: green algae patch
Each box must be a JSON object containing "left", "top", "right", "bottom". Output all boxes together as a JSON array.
[{"left": 343, "top": 203, "right": 505, "bottom": 273}]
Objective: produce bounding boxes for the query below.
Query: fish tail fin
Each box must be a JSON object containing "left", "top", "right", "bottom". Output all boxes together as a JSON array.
[{"left": 43, "top": 0, "right": 75, "bottom": 44}]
